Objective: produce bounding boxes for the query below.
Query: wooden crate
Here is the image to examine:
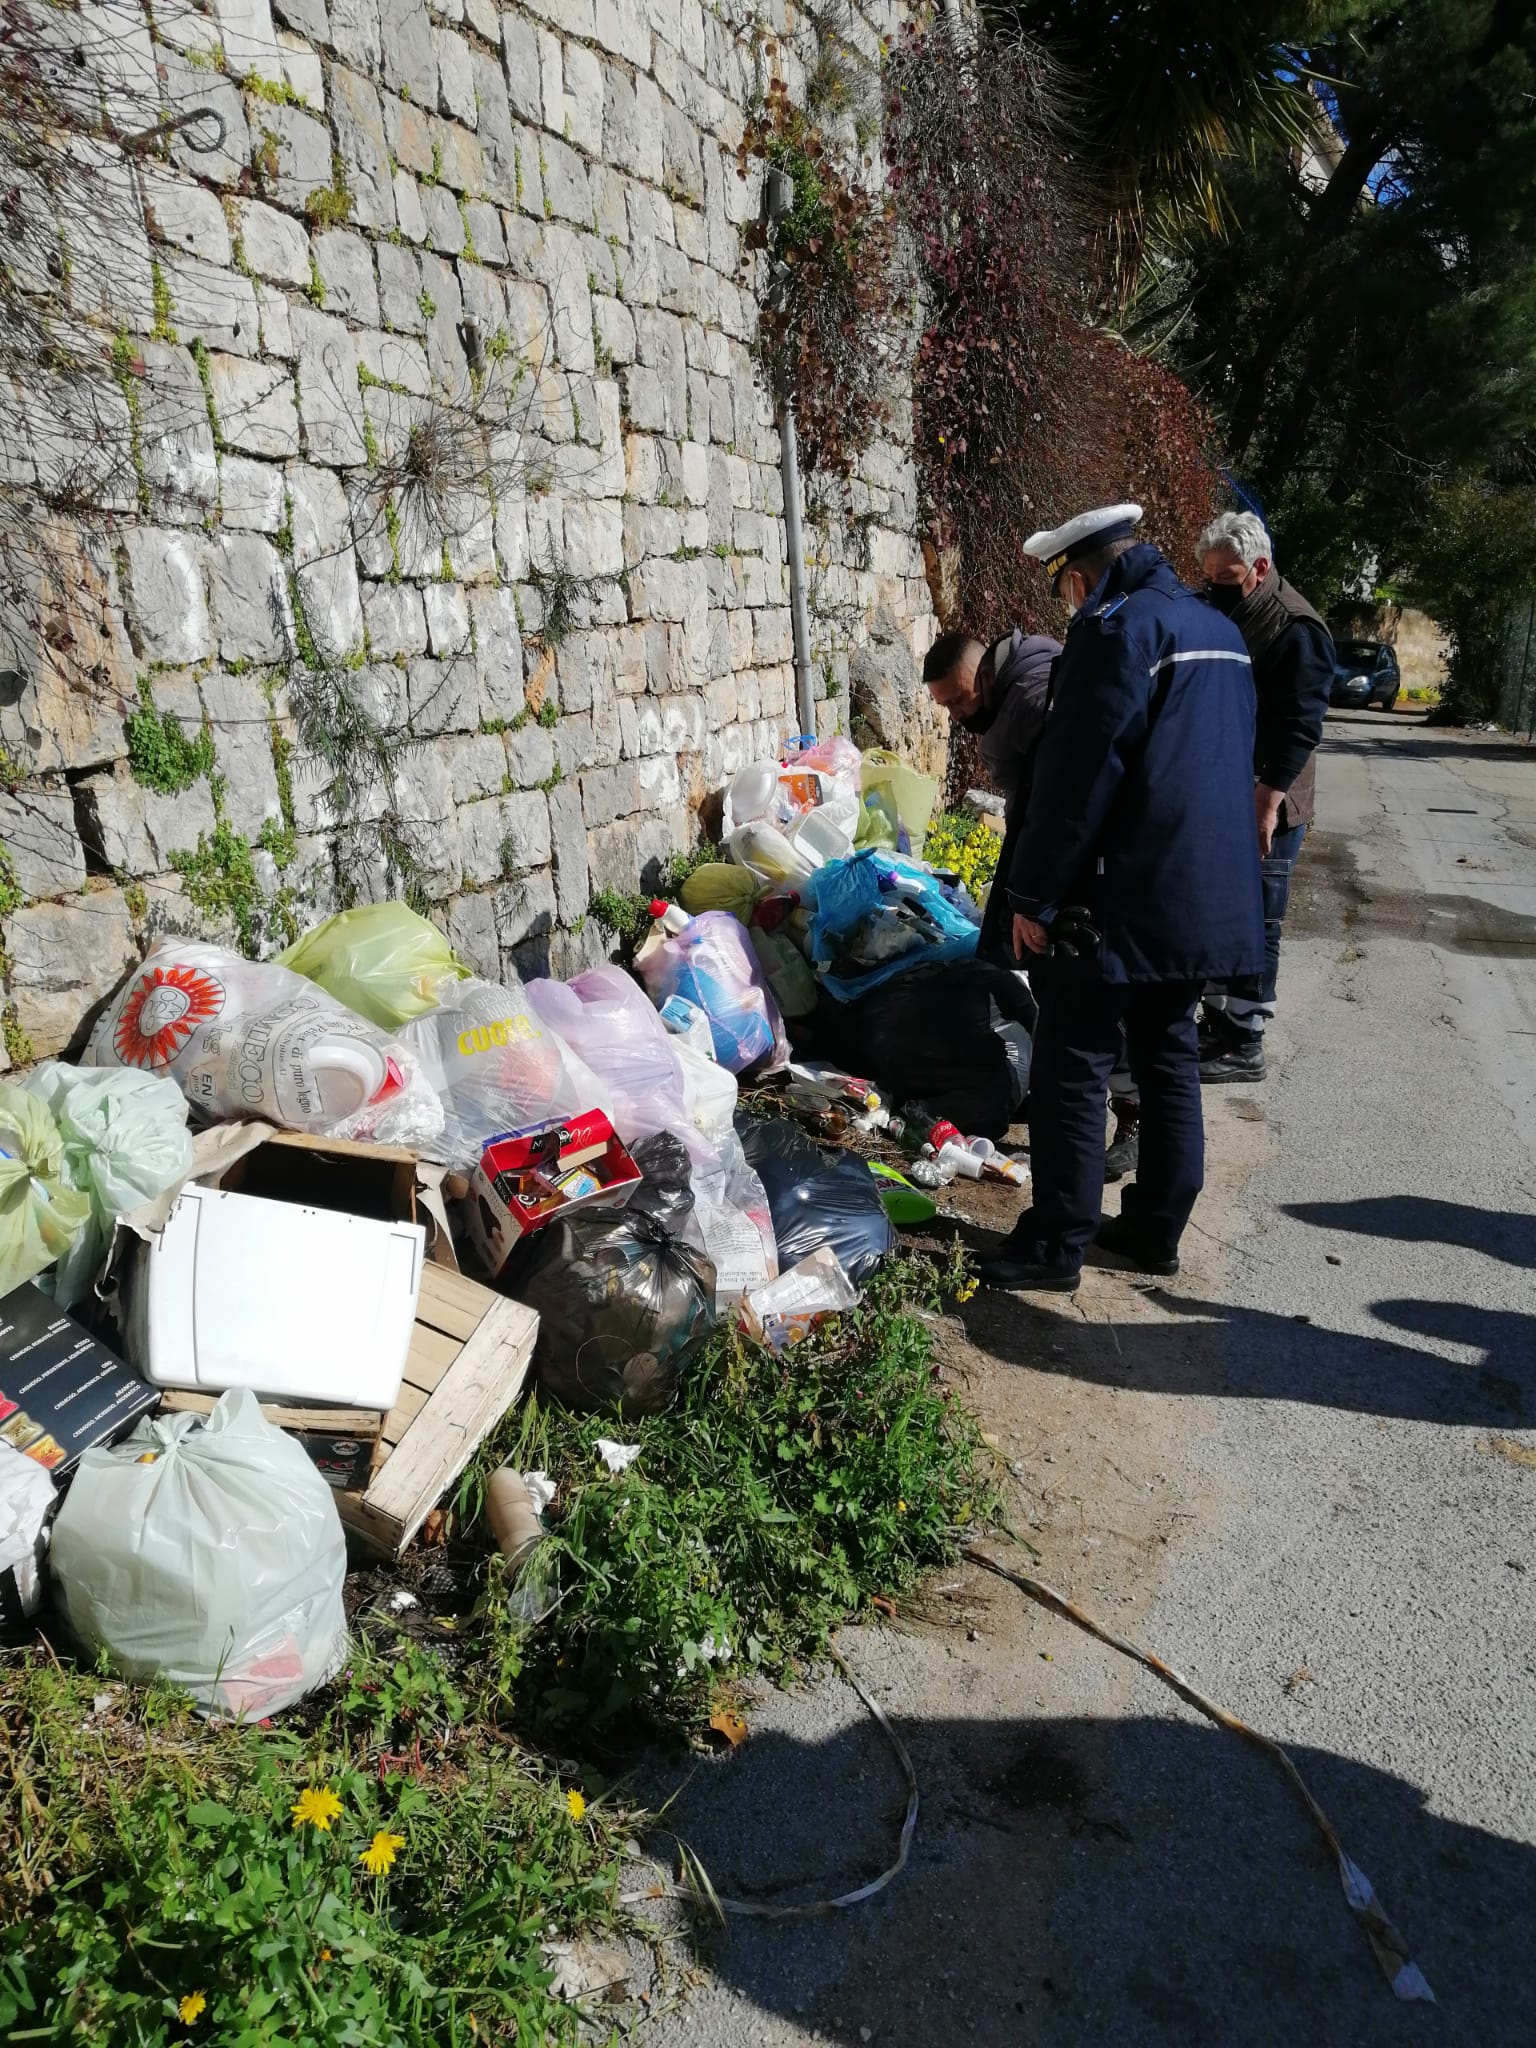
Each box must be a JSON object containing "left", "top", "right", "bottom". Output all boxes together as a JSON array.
[{"left": 337, "top": 1263, "right": 538, "bottom": 1559}]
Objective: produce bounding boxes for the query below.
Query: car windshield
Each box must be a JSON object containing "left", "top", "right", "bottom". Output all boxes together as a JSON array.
[{"left": 1336, "top": 641, "right": 1382, "bottom": 667}]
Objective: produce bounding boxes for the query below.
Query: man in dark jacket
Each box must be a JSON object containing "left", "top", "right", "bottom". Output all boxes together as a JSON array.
[
  {"left": 923, "top": 628, "right": 1061, "bottom": 962},
  {"left": 978, "top": 504, "right": 1264, "bottom": 1293},
  {"left": 1196, "top": 510, "right": 1333, "bottom": 1082}
]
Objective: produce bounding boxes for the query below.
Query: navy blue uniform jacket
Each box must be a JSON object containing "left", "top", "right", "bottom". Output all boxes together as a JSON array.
[{"left": 1006, "top": 544, "right": 1265, "bottom": 984}]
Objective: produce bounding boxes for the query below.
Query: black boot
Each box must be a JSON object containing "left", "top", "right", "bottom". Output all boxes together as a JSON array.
[
  {"left": 1199, "top": 1032, "right": 1266, "bottom": 1084},
  {"left": 1088, "top": 1213, "right": 1180, "bottom": 1277},
  {"left": 1104, "top": 1110, "right": 1140, "bottom": 1183}
]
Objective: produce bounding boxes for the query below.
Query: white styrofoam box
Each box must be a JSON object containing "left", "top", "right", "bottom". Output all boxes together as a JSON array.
[{"left": 126, "top": 1185, "right": 424, "bottom": 1410}]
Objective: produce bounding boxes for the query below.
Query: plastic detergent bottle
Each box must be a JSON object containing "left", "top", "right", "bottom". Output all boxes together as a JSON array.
[{"left": 634, "top": 899, "right": 691, "bottom": 971}]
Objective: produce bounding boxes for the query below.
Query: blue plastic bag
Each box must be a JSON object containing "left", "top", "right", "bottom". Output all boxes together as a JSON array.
[{"left": 808, "top": 850, "right": 979, "bottom": 1002}]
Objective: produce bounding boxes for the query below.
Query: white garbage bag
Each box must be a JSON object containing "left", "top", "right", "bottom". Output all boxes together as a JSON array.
[
  {"left": 0, "top": 1440, "right": 54, "bottom": 1623},
  {"left": 85, "top": 940, "right": 443, "bottom": 1148},
  {"left": 50, "top": 1388, "right": 347, "bottom": 1718}
]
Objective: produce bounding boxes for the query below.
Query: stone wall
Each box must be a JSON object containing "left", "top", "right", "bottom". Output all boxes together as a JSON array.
[{"left": 0, "top": 0, "right": 940, "bottom": 1058}]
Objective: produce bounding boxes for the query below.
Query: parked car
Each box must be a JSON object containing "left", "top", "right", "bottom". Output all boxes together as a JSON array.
[{"left": 1331, "top": 639, "right": 1400, "bottom": 710}]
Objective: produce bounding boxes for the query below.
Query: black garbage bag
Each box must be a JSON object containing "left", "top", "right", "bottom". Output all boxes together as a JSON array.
[
  {"left": 737, "top": 1118, "right": 895, "bottom": 1287},
  {"left": 797, "top": 959, "right": 1036, "bottom": 1140},
  {"left": 508, "top": 1132, "right": 717, "bottom": 1418}
]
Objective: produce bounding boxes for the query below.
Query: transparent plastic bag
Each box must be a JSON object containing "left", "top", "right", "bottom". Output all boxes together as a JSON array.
[
  {"left": 742, "top": 1247, "right": 858, "bottom": 1352},
  {"left": 278, "top": 901, "right": 469, "bottom": 1029},
  {"left": 18, "top": 1062, "right": 193, "bottom": 1310},
  {"left": 526, "top": 966, "right": 710, "bottom": 1160},
  {"left": 0, "top": 1086, "right": 93, "bottom": 1298},
  {"left": 510, "top": 1133, "right": 716, "bottom": 1417},
  {"left": 399, "top": 974, "right": 614, "bottom": 1170},
  {"left": 675, "top": 1040, "right": 738, "bottom": 1145},
  {"left": 50, "top": 1387, "right": 347, "bottom": 1718},
  {"left": 689, "top": 1131, "right": 777, "bottom": 1309},
  {"left": 85, "top": 942, "right": 444, "bottom": 1148},
  {"left": 635, "top": 912, "right": 789, "bottom": 1076}
]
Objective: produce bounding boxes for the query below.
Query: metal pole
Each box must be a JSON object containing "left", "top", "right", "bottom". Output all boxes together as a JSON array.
[{"left": 777, "top": 384, "right": 817, "bottom": 739}]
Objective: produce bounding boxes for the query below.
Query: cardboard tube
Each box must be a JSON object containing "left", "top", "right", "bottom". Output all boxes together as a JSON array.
[{"left": 486, "top": 1466, "right": 544, "bottom": 1569}]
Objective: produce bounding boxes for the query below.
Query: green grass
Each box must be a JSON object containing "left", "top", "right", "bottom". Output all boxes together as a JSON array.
[
  {"left": 0, "top": 1656, "right": 623, "bottom": 2046},
  {"left": 460, "top": 1242, "right": 994, "bottom": 1733}
]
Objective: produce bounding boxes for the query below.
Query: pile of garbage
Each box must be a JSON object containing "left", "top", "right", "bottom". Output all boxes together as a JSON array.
[{"left": 0, "top": 729, "right": 1034, "bottom": 1724}]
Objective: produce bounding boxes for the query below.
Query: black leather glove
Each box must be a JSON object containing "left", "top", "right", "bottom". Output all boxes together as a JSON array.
[{"left": 1048, "top": 905, "right": 1101, "bottom": 958}]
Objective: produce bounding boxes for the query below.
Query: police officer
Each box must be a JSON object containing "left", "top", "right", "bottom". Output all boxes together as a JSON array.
[{"left": 979, "top": 504, "right": 1264, "bottom": 1292}]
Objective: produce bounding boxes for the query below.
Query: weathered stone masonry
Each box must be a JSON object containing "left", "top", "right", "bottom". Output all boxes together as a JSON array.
[{"left": 0, "top": 0, "right": 940, "bottom": 1058}]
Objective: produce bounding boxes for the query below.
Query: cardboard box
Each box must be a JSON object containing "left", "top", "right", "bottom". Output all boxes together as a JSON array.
[
  {"left": 0, "top": 1283, "right": 158, "bottom": 1475},
  {"left": 464, "top": 1110, "right": 641, "bottom": 1280}
]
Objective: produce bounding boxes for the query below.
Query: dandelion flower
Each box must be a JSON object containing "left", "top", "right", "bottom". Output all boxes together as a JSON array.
[
  {"left": 565, "top": 1788, "right": 587, "bottom": 1823},
  {"left": 177, "top": 1991, "right": 207, "bottom": 2025},
  {"left": 359, "top": 1829, "right": 406, "bottom": 1876},
  {"left": 897, "top": 1499, "right": 908, "bottom": 1513},
  {"left": 290, "top": 1785, "right": 344, "bottom": 1832},
  {"left": 954, "top": 1277, "right": 978, "bottom": 1304}
]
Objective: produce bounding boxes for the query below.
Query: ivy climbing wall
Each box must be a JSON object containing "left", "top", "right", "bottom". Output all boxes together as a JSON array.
[{"left": 0, "top": 0, "right": 941, "bottom": 1059}]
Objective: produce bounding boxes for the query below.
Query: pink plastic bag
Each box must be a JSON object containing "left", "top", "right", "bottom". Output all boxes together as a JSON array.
[{"left": 526, "top": 967, "right": 715, "bottom": 1162}]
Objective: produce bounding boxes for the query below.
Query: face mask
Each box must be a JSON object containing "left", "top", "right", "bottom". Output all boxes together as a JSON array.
[{"left": 1204, "top": 580, "right": 1244, "bottom": 614}]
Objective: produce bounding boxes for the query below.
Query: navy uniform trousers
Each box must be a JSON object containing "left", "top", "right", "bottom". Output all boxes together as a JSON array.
[{"left": 1021, "top": 956, "right": 1205, "bottom": 1270}]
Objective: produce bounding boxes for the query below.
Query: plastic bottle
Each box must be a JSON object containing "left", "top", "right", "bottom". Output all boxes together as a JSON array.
[
  {"left": 897, "top": 1104, "right": 964, "bottom": 1153},
  {"left": 934, "top": 1140, "right": 984, "bottom": 1180},
  {"left": 634, "top": 899, "right": 691, "bottom": 971}
]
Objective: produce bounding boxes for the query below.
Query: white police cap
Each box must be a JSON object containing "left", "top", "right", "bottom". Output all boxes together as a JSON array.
[{"left": 1024, "top": 503, "right": 1143, "bottom": 581}]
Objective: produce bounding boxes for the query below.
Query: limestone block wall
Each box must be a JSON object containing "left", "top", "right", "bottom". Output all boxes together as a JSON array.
[{"left": 0, "top": 0, "right": 940, "bottom": 1059}]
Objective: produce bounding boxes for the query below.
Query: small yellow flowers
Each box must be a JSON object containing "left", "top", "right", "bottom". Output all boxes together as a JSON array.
[
  {"left": 177, "top": 1991, "right": 207, "bottom": 2025},
  {"left": 290, "top": 1785, "right": 343, "bottom": 1832},
  {"left": 897, "top": 1499, "right": 908, "bottom": 1513},
  {"left": 954, "top": 1276, "right": 978, "bottom": 1304},
  {"left": 565, "top": 1788, "right": 587, "bottom": 1823},
  {"left": 359, "top": 1829, "right": 406, "bottom": 1876}
]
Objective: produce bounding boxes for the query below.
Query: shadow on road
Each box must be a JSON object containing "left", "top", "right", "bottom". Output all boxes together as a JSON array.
[
  {"left": 1282, "top": 1195, "right": 1536, "bottom": 1270},
  {"left": 955, "top": 1284, "right": 1531, "bottom": 1427},
  {"left": 644, "top": 1706, "right": 1531, "bottom": 2045}
]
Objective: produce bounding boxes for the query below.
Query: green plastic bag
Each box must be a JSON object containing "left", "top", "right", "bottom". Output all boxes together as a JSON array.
[
  {"left": 20, "top": 1062, "right": 193, "bottom": 1309},
  {"left": 0, "top": 1085, "right": 93, "bottom": 1298},
  {"left": 278, "top": 902, "right": 469, "bottom": 1029},
  {"left": 679, "top": 862, "right": 759, "bottom": 924},
  {"left": 861, "top": 748, "right": 939, "bottom": 846}
]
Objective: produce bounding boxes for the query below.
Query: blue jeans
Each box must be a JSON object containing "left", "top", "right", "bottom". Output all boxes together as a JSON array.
[
  {"left": 1211, "top": 821, "right": 1306, "bottom": 1038},
  {"left": 1018, "top": 961, "right": 1205, "bottom": 1269}
]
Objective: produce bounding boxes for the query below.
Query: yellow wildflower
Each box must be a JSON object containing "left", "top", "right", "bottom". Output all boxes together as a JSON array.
[
  {"left": 897, "top": 1499, "right": 908, "bottom": 1513},
  {"left": 565, "top": 1788, "right": 587, "bottom": 1823},
  {"left": 177, "top": 1991, "right": 207, "bottom": 2025},
  {"left": 290, "top": 1785, "right": 344, "bottom": 1832},
  {"left": 954, "top": 1277, "right": 978, "bottom": 1304},
  {"left": 359, "top": 1829, "right": 406, "bottom": 1876}
]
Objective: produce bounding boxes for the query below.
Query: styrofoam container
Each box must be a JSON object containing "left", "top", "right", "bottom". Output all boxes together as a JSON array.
[{"left": 124, "top": 1185, "right": 424, "bottom": 1410}]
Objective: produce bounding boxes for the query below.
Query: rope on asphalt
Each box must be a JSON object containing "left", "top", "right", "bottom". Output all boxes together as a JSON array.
[{"left": 966, "top": 1539, "right": 1436, "bottom": 2003}]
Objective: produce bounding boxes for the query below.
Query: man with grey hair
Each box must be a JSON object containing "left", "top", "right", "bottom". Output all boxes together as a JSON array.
[{"left": 1196, "top": 508, "right": 1334, "bottom": 1081}]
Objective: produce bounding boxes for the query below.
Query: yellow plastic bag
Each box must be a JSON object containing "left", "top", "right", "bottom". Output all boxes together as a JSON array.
[
  {"left": 0, "top": 1085, "right": 93, "bottom": 1297},
  {"left": 861, "top": 749, "right": 938, "bottom": 847},
  {"left": 680, "top": 862, "right": 761, "bottom": 924},
  {"left": 278, "top": 902, "right": 469, "bottom": 1029}
]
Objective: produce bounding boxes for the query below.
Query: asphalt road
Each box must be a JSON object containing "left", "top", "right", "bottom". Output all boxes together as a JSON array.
[{"left": 632, "top": 712, "right": 1536, "bottom": 2048}]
